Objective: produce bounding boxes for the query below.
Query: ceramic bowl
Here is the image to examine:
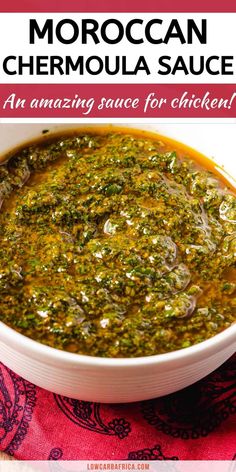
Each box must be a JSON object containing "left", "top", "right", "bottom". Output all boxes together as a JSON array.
[{"left": 0, "top": 123, "right": 235, "bottom": 403}]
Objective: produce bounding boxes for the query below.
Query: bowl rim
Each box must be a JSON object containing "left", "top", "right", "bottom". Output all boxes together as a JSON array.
[{"left": 0, "top": 320, "right": 235, "bottom": 368}]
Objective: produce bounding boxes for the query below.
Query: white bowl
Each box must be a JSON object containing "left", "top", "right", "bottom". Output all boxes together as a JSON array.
[{"left": 0, "top": 123, "right": 235, "bottom": 403}]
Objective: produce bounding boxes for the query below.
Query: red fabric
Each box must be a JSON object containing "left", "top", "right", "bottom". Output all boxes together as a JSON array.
[{"left": 0, "top": 354, "right": 235, "bottom": 460}]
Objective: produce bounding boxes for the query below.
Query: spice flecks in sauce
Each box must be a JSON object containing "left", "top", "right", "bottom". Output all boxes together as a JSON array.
[{"left": 0, "top": 131, "right": 235, "bottom": 357}]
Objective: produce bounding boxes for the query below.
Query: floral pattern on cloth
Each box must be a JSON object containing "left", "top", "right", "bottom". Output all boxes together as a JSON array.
[{"left": 0, "top": 354, "right": 235, "bottom": 460}]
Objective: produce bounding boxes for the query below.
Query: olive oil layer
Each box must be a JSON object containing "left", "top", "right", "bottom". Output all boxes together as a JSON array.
[{"left": 0, "top": 131, "right": 235, "bottom": 357}]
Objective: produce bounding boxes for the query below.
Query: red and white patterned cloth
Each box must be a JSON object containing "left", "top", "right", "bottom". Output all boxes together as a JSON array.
[{"left": 0, "top": 354, "right": 235, "bottom": 460}]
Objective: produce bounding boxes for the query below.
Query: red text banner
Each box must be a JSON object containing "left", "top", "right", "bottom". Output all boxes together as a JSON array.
[{"left": 0, "top": 84, "right": 235, "bottom": 118}]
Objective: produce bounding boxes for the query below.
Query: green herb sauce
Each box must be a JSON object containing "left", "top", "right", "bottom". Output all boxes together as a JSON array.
[{"left": 0, "top": 130, "right": 235, "bottom": 357}]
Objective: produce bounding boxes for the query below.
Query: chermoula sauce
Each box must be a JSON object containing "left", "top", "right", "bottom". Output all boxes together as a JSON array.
[{"left": 0, "top": 129, "right": 235, "bottom": 357}]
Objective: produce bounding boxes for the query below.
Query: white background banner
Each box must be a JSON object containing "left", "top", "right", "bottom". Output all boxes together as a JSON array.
[{"left": 0, "top": 13, "right": 235, "bottom": 84}]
